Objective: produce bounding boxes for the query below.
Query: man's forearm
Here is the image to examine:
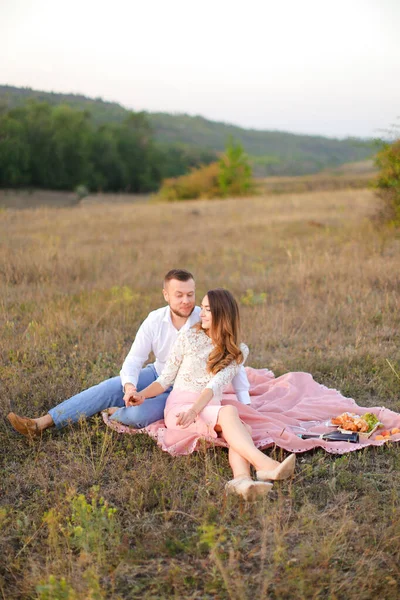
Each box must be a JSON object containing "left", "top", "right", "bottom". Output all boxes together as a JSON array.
[
  {"left": 231, "top": 367, "right": 250, "bottom": 404},
  {"left": 124, "top": 382, "right": 136, "bottom": 393},
  {"left": 235, "top": 390, "right": 251, "bottom": 404},
  {"left": 119, "top": 327, "right": 152, "bottom": 390},
  {"left": 120, "top": 369, "right": 140, "bottom": 390}
]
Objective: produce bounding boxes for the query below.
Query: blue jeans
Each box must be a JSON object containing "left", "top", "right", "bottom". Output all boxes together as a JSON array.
[{"left": 48, "top": 364, "right": 169, "bottom": 429}]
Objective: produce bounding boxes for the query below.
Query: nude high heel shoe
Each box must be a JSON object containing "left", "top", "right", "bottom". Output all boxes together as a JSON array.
[
  {"left": 225, "top": 476, "right": 273, "bottom": 502},
  {"left": 256, "top": 454, "right": 296, "bottom": 482}
]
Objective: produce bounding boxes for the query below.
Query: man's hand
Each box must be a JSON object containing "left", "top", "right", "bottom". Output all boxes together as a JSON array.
[
  {"left": 176, "top": 408, "right": 197, "bottom": 428},
  {"left": 123, "top": 384, "right": 143, "bottom": 407}
]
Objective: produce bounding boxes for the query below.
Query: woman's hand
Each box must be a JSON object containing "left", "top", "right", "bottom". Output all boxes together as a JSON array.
[
  {"left": 176, "top": 408, "right": 197, "bottom": 428},
  {"left": 124, "top": 390, "right": 145, "bottom": 407}
]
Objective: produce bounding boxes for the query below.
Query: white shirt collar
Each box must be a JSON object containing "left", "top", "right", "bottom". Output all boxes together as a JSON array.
[{"left": 162, "top": 305, "right": 173, "bottom": 324}]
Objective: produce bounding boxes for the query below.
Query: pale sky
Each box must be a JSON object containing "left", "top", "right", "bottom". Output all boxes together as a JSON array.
[{"left": 1, "top": 0, "right": 399, "bottom": 138}]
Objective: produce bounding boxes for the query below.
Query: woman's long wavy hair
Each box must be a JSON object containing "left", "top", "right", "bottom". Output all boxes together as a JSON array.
[{"left": 198, "top": 288, "right": 243, "bottom": 375}]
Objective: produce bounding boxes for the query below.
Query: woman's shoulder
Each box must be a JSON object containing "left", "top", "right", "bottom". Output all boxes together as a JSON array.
[
  {"left": 179, "top": 325, "right": 207, "bottom": 344},
  {"left": 187, "top": 324, "right": 203, "bottom": 337},
  {"left": 239, "top": 343, "right": 249, "bottom": 361}
]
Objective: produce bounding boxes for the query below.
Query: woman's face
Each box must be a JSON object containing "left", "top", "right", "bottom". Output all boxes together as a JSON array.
[{"left": 200, "top": 295, "right": 212, "bottom": 331}]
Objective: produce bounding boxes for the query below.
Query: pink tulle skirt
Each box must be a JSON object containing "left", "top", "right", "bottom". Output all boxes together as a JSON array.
[
  {"left": 103, "top": 368, "right": 400, "bottom": 456},
  {"left": 165, "top": 388, "right": 222, "bottom": 437}
]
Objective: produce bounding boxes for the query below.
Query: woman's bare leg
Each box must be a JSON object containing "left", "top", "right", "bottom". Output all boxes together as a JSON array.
[
  {"left": 217, "top": 405, "right": 295, "bottom": 479},
  {"left": 228, "top": 447, "right": 251, "bottom": 479},
  {"left": 217, "top": 413, "right": 274, "bottom": 500},
  {"left": 225, "top": 447, "right": 273, "bottom": 500}
]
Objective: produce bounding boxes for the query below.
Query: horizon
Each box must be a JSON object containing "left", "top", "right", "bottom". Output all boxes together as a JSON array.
[
  {"left": 0, "top": 83, "right": 378, "bottom": 142},
  {"left": 1, "top": 0, "right": 399, "bottom": 139}
]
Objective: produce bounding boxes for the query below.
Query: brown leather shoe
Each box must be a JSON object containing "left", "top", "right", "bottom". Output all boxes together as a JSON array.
[{"left": 7, "top": 412, "right": 41, "bottom": 438}]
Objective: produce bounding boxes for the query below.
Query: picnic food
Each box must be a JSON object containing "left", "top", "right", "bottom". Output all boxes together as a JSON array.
[
  {"left": 375, "top": 428, "right": 400, "bottom": 440},
  {"left": 331, "top": 412, "right": 379, "bottom": 433},
  {"left": 363, "top": 413, "right": 380, "bottom": 430}
]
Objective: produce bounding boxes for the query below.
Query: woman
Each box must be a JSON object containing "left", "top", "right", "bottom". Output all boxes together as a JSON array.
[{"left": 115, "top": 288, "right": 296, "bottom": 501}]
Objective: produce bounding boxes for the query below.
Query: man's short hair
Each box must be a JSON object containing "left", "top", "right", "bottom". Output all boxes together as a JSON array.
[{"left": 163, "top": 269, "right": 194, "bottom": 287}]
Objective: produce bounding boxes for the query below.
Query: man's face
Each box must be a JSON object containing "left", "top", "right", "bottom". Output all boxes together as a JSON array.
[{"left": 163, "top": 278, "right": 196, "bottom": 318}]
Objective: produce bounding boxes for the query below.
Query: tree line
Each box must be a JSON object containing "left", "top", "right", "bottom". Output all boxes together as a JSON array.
[
  {"left": 1, "top": 86, "right": 376, "bottom": 180},
  {"left": 0, "top": 102, "right": 216, "bottom": 192}
]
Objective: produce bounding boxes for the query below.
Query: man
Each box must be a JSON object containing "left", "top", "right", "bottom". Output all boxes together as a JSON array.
[{"left": 7, "top": 269, "right": 250, "bottom": 437}]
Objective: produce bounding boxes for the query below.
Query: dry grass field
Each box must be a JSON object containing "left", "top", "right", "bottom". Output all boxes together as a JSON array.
[
  {"left": 259, "top": 160, "right": 378, "bottom": 195},
  {"left": 1, "top": 187, "right": 399, "bottom": 599}
]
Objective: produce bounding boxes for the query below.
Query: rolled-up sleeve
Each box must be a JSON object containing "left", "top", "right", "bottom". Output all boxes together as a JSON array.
[
  {"left": 120, "top": 318, "right": 153, "bottom": 389},
  {"left": 230, "top": 366, "right": 251, "bottom": 404}
]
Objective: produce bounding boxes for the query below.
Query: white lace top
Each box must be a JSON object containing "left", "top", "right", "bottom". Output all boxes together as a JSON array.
[{"left": 156, "top": 327, "right": 249, "bottom": 400}]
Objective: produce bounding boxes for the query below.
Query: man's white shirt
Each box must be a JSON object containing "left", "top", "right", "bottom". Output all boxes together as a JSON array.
[{"left": 120, "top": 305, "right": 251, "bottom": 404}]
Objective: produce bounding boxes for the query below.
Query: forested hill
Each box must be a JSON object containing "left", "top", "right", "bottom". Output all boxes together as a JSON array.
[
  {"left": 0, "top": 85, "right": 127, "bottom": 125},
  {"left": 0, "top": 85, "right": 374, "bottom": 176}
]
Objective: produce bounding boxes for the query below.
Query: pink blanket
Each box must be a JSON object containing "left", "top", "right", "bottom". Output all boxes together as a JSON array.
[{"left": 103, "top": 367, "right": 400, "bottom": 455}]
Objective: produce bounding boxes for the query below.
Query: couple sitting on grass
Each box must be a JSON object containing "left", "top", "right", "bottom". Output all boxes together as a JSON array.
[{"left": 8, "top": 269, "right": 400, "bottom": 502}]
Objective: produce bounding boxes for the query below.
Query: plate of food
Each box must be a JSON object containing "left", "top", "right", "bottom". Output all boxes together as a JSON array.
[{"left": 330, "top": 412, "right": 382, "bottom": 438}]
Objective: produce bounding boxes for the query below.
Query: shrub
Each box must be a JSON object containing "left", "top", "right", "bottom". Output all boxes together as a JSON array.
[
  {"left": 156, "top": 140, "right": 256, "bottom": 201},
  {"left": 218, "top": 139, "right": 254, "bottom": 197},
  {"left": 157, "top": 162, "right": 220, "bottom": 201},
  {"left": 67, "top": 486, "right": 119, "bottom": 563},
  {"left": 36, "top": 576, "right": 77, "bottom": 600},
  {"left": 75, "top": 184, "right": 89, "bottom": 202},
  {"left": 374, "top": 139, "right": 400, "bottom": 225}
]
